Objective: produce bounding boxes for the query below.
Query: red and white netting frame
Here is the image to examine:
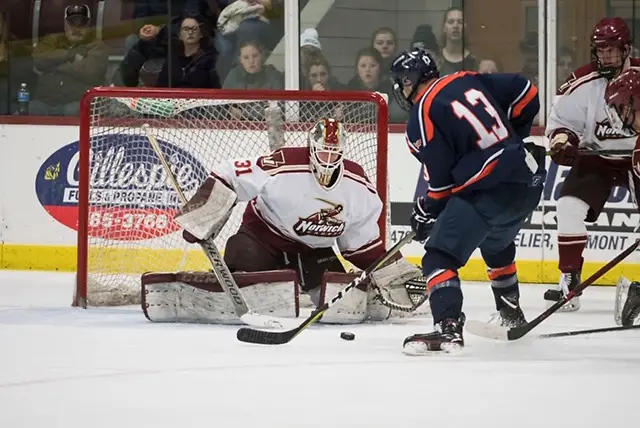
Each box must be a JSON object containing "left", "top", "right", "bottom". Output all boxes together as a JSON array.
[{"left": 75, "top": 87, "right": 389, "bottom": 308}]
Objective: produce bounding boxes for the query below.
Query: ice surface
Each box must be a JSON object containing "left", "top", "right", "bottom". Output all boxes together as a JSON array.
[{"left": 0, "top": 270, "right": 638, "bottom": 428}]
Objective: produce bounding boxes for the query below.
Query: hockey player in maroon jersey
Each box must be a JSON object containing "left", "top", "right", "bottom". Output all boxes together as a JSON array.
[
  {"left": 603, "top": 67, "right": 640, "bottom": 326},
  {"left": 143, "top": 118, "right": 427, "bottom": 325},
  {"left": 544, "top": 17, "right": 640, "bottom": 312}
]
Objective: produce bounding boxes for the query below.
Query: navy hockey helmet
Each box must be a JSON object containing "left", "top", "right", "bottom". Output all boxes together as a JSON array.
[
  {"left": 390, "top": 48, "right": 439, "bottom": 112},
  {"left": 591, "top": 17, "right": 632, "bottom": 79}
]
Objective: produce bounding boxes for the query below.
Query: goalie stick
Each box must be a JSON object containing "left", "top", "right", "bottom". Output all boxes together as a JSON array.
[
  {"left": 466, "top": 237, "right": 640, "bottom": 341},
  {"left": 539, "top": 323, "right": 640, "bottom": 339},
  {"left": 236, "top": 231, "right": 416, "bottom": 345},
  {"left": 141, "top": 124, "right": 285, "bottom": 329}
]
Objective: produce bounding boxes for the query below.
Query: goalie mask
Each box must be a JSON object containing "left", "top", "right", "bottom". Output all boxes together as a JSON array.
[
  {"left": 309, "top": 118, "right": 346, "bottom": 188},
  {"left": 604, "top": 68, "right": 640, "bottom": 131}
]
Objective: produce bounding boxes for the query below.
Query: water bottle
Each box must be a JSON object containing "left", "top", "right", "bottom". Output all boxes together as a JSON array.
[{"left": 17, "top": 83, "right": 30, "bottom": 115}]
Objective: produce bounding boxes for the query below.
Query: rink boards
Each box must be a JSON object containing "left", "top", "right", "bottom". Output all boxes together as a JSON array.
[{"left": 1, "top": 123, "right": 639, "bottom": 285}]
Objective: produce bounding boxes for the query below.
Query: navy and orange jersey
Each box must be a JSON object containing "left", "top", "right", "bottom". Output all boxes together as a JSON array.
[{"left": 405, "top": 71, "right": 540, "bottom": 211}]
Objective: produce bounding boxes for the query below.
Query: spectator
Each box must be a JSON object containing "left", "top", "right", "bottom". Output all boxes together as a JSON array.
[
  {"left": 305, "top": 54, "right": 343, "bottom": 92},
  {"left": 520, "top": 31, "right": 538, "bottom": 86},
  {"left": 409, "top": 24, "right": 441, "bottom": 70},
  {"left": 125, "top": 0, "right": 215, "bottom": 53},
  {"left": 299, "top": 28, "right": 322, "bottom": 89},
  {"left": 557, "top": 45, "right": 575, "bottom": 84},
  {"left": 160, "top": 15, "right": 220, "bottom": 88},
  {"left": 223, "top": 39, "right": 283, "bottom": 120},
  {"left": 347, "top": 48, "right": 392, "bottom": 96},
  {"left": 370, "top": 27, "right": 397, "bottom": 78},
  {"left": 119, "top": 14, "right": 221, "bottom": 88},
  {"left": 346, "top": 48, "right": 404, "bottom": 124},
  {"left": 222, "top": 39, "right": 283, "bottom": 89},
  {"left": 438, "top": 7, "right": 477, "bottom": 75},
  {"left": 31, "top": 5, "right": 108, "bottom": 116},
  {"left": 478, "top": 58, "right": 499, "bottom": 73},
  {"left": 301, "top": 55, "right": 344, "bottom": 122},
  {"left": 216, "top": 0, "right": 278, "bottom": 73},
  {"left": 410, "top": 24, "right": 439, "bottom": 53}
]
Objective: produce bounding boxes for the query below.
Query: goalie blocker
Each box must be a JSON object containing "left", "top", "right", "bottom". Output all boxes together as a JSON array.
[{"left": 142, "top": 258, "right": 429, "bottom": 325}]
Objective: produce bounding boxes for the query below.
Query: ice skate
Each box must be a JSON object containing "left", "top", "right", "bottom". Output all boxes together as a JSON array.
[
  {"left": 403, "top": 313, "right": 465, "bottom": 355},
  {"left": 495, "top": 294, "right": 527, "bottom": 328},
  {"left": 615, "top": 277, "right": 640, "bottom": 326},
  {"left": 543, "top": 271, "right": 581, "bottom": 312}
]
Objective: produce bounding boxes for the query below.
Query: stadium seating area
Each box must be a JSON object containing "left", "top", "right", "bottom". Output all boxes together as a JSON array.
[{"left": 0, "top": 0, "right": 633, "bottom": 121}]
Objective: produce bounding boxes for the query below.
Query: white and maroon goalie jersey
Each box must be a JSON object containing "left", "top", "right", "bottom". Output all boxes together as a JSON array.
[
  {"left": 211, "top": 147, "right": 385, "bottom": 269},
  {"left": 546, "top": 59, "right": 640, "bottom": 154}
]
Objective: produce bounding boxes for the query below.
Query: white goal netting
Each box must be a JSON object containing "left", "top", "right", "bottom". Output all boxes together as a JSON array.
[{"left": 75, "top": 89, "right": 389, "bottom": 307}]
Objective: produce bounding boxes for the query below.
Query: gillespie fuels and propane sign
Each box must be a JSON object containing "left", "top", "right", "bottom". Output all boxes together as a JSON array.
[{"left": 35, "top": 135, "right": 206, "bottom": 241}]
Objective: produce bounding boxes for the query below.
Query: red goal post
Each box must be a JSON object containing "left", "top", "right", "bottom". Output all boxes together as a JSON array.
[{"left": 75, "top": 87, "right": 390, "bottom": 307}]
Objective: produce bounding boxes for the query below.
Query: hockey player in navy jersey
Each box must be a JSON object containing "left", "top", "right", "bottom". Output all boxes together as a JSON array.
[{"left": 390, "top": 48, "right": 546, "bottom": 354}]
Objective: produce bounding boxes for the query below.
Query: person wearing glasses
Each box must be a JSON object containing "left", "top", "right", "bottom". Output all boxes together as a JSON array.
[{"left": 118, "top": 13, "right": 220, "bottom": 89}]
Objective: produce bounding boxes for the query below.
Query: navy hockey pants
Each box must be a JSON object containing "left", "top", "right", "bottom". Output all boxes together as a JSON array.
[
  {"left": 422, "top": 183, "right": 543, "bottom": 322},
  {"left": 424, "top": 183, "right": 542, "bottom": 266}
]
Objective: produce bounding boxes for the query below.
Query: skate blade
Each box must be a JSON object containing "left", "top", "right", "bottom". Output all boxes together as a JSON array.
[
  {"left": 545, "top": 298, "right": 581, "bottom": 313},
  {"left": 402, "top": 341, "right": 463, "bottom": 356}
]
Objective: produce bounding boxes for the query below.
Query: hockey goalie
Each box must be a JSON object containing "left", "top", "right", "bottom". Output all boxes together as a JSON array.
[{"left": 142, "top": 117, "right": 426, "bottom": 324}]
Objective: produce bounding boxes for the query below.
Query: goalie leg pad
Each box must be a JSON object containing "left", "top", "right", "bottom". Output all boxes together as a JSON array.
[
  {"left": 315, "top": 272, "right": 367, "bottom": 324},
  {"left": 141, "top": 270, "right": 299, "bottom": 324},
  {"left": 173, "top": 176, "right": 237, "bottom": 241}
]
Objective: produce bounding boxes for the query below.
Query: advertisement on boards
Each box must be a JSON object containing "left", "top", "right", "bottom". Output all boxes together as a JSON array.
[{"left": 34, "top": 134, "right": 207, "bottom": 242}]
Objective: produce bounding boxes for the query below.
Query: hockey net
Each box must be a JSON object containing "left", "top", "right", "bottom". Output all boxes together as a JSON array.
[{"left": 75, "top": 88, "right": 390, "bottom": 307}]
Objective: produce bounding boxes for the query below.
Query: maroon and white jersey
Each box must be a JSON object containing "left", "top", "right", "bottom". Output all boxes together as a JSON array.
[
  {"left": 212, "top": 147, "right": 385, "bottom": 269},
  {"left": 546, "top": 59, "right": 640, "bottom": 156}
]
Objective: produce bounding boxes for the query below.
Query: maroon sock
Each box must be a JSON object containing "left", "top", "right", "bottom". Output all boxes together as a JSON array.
[{"left": 557, "top": 234, "right": 587, "bottom": 272}]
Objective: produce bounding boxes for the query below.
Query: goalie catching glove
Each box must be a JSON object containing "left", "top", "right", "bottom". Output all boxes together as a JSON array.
[
  {"left": 174, "top": 176, "right": 238, "bottom": 243},
  {"left": 367, "top": 257, "right": 429, "bottom": 320}
]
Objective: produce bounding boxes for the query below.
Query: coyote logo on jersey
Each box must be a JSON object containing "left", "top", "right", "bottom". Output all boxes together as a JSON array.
[
  {"left": 293, "top": 198, "right": 345, "bottom": 237},
  {"left": 594, "top": 119, "right": 636, "bottom": 141}
]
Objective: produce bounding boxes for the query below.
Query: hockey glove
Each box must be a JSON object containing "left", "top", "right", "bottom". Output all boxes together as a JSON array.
[
  {"left": 549, "top": 129, "right": 579, "bottom": 166},
  {"left": 410, "top": 197, "right": 438, "bottom": 242}
]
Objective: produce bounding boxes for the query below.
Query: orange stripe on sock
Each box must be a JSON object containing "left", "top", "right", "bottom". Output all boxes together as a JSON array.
[
  {"left": 487, "top": 263, "right": 517, "bottom": 280},
  {"left": 427, "top": 269, "right": 457, "bottom": 291}
]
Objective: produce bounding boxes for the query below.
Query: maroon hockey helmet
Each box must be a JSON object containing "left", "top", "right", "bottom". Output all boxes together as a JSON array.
[
  {"left": 591, "top": 17, "right": 632, "bottom": 79},
  {"left": 604, "top": 68, "right": 640, "bottom": 130}
]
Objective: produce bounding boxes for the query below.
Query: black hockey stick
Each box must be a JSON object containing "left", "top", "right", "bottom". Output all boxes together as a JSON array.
[
  {"left": 466, "top": 238, "right": 640, "bottom": 341},
  {"left": 540, "top": 323, "right": 640, "bottom": 339},
  {"left": 236, "top": 231, "right": 416, "bottom": 345}
]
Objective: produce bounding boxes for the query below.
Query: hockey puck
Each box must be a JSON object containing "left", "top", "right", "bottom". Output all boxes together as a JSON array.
[{"left": 340, "top": 332, "right": 355, "bottom": 341}]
